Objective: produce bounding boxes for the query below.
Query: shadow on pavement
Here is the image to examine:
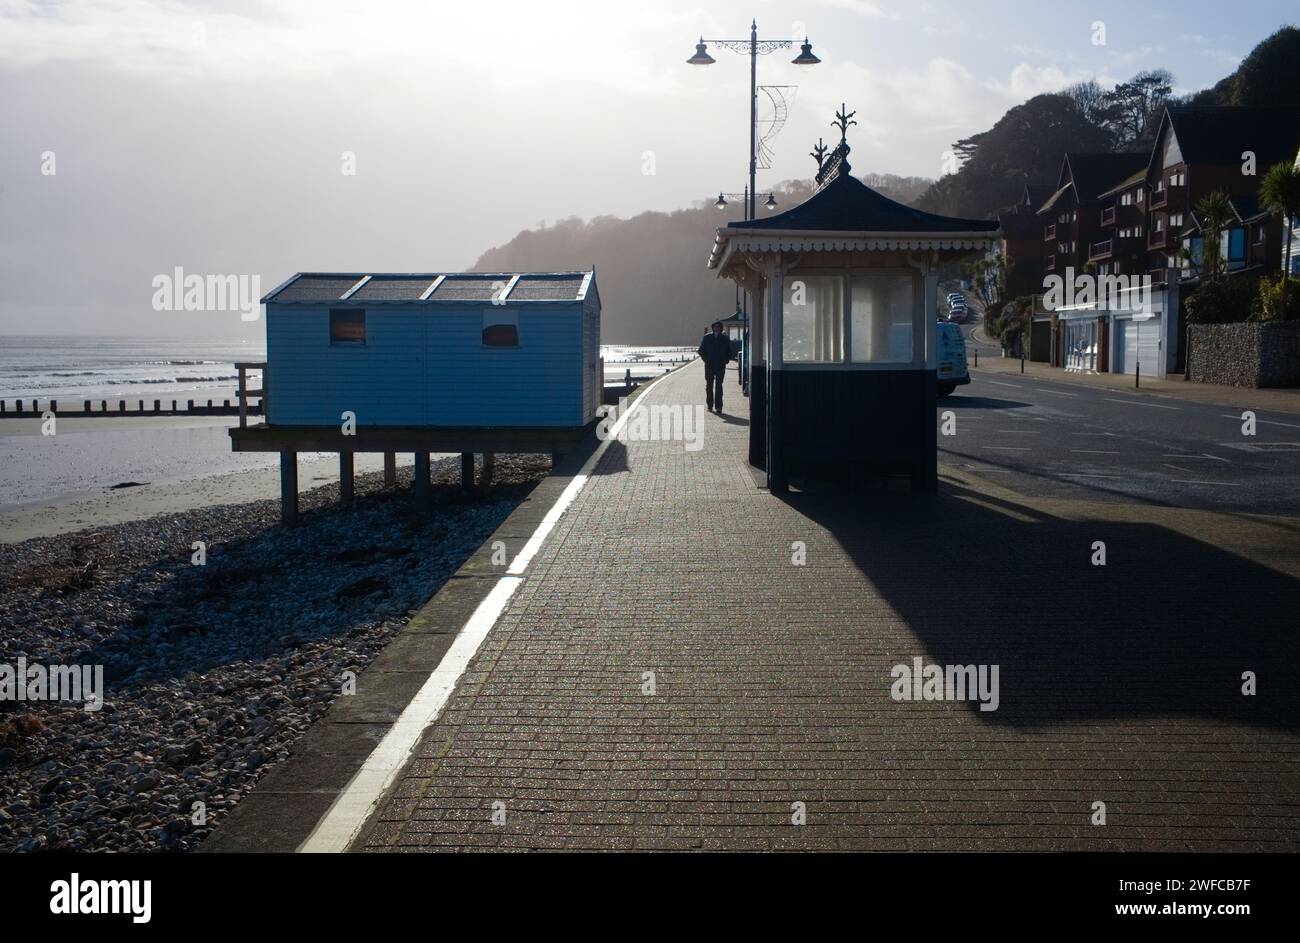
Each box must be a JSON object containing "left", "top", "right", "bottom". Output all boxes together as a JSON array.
[{"left": 781, "top": 480, "right": 1300, "bottom": 731}]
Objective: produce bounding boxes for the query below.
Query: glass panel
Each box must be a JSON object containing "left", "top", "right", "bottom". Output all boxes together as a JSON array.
[
  {"left": 329, "top": 309, "right": 366, "bottom": 344},
  {"left": 783, "top": 275, "right": 843, "bottom": 363},
  {"left": 483, "top": 309, "right": 519, "bottom": 347},
  {"left": 850, "top": 275, "right": 914, "bottom": 363}
]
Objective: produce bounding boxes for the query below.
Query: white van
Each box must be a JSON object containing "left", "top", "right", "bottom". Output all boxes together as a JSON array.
[{"left": 936, "top": 321, "right": 971, "bottom": 397}]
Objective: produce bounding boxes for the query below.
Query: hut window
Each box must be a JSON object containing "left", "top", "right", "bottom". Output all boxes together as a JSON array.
[
  {"left": 782, "top": 276, "right": 843, "bottom": 363},
  {"left": 850, "top": 276, "right": 914, "bottom": 363},
  {"left": 483, "top": 310, "right": 519, "bottom": 347},
  {"left": 329, "top": 309, "right": 366, "bottom": 345}
]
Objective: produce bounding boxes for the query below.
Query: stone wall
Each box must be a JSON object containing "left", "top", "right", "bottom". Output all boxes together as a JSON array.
[{"left": 1187, "top": 321, "right": 1300, "bottom": 388}]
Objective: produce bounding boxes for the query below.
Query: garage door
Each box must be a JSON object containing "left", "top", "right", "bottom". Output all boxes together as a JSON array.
[{"left": 1116, "top": 318, "right": 1161, "bottom": 376}]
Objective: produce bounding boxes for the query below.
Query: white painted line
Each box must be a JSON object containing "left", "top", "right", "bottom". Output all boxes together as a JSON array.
[
  {"left": 1059, "top": 473, "right": 1122, "bottom": 479},
  {"left": 1032, "top": 388, "right": 1079, "bottom": 397},
  {"left": 1168, "top": 479, "right": 1242, "bottom": 487},
  {"left": 1104, "top": 398, "right": 1179, "bottom": 410},
  {"left": 1072, "top": 432, "right": 1120, "bottom": 437},
  {"left": 1220, "top": 414, "right": 1300, "bottom": 429},
  {"left": 988, "top": 381, "right": 1024, "bottom": 389},
  {"left": 996, "top": 429, "right": 1041, "bottom": 434},
  {"left": 981, "top": 446, "right": 1031, "bottom": 451},
  {"left": 1162, "top": 453, "right": 1230, "bottom": 463},
  {"left": 297, "top": 370, "right": 676, "bottom": 853},
  {"left": 1163, "top": 464, "right": 1195, "bottom": 473},
  {"left": 1070, "top": 450, "right": 1120, "bottom": 454}
]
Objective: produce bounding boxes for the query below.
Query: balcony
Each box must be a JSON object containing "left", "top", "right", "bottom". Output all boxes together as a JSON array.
[
  {"left": 1148, "top": 229, "right": 1168, "bottom": 249},
  {"left": 1088, "top": 239, "right": 1114, "bottom": 261},
  {"left": 1149, "top": 268, "right": 1169, "bottom": 287},
  {"left": 1045, "top": 254, "right": 1056, "bottom": 272},
  {"left": 1044, "top": 223, "right": 1056, "bottom": 242},
  {"left": 1100, "top": 206, "right": 1116, "bottom": 227},
  {"left": 1152, "top": 189, "right": 1168, "bottom": 209}
]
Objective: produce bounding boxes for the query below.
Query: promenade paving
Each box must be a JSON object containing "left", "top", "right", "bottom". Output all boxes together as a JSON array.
[{"left": 357, "top": 361, "right": 1300, "bottom": 851}]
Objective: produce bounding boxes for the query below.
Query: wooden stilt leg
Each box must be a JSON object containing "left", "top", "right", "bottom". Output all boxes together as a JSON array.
[
  {"left": 280, "top": 451, "right": 298, "bottom": 526},
  {"left": 551, "top": 450, "right": 565, "bottom": 470},
  {"left": 339, "top": 452, "right": 354, "bottom": 506},
  {"left": 480, "top": 452, "right": 495, "bottom": 490},
  {"left": 383, "top": 451, "right": 397, "bottom": 486},
  {"left": 461, "top": 452, "right": 474, "bottom": 491},
  {"left": 414, "top": 452, "right": 431, "bottom": 509}
]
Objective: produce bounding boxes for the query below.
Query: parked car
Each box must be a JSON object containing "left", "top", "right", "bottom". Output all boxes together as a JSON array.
[
  {"left": 936, "top": 321, "right": 970, "bottom": 397},
  {"left": 948, "top": 308, "right": 968, "bottom": 324}
]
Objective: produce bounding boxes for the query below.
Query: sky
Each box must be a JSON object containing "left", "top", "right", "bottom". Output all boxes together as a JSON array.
[{"left": 0, "top": 0, "right": 1293, "bottom": 340}]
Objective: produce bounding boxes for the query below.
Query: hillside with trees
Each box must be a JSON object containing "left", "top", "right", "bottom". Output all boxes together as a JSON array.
[
  {"left": 472, "top": 175, "right": 930, "bottom": 345},
  {"left": 474, "top": 26, "right": 1299, "bottom": 343}
]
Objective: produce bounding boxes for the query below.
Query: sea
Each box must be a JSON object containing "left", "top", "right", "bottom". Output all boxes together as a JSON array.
[
  {"left": 0, "top": 336, "right": 696, "bottom": 404},
  {"left": 0, "top": 337, "right": 698, "bottom": 511}
]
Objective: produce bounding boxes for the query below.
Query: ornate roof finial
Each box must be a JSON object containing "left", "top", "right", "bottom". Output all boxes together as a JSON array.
[
  {"left": 810, "top": 137, "right": 828, "bottom": 170},
  {"left": 832, "top": 103, "right": 857, "bottom": 145}
]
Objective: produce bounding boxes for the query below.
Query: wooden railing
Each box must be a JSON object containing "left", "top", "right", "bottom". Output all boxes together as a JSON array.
[
  {"left": 1152, "top": 189, "right": 1168, "bottom": 209},
  {"left": 235, "top": 362, "right": 268, "bottom": 429},
  {"left": 1100, "top": 206, "right": 1116, "bottom": 226},
  {"left": 1148, "top": 229, "right": 1167, "bottom": 249},
  {"left": 1044, "top": 223, "right": 1056, "bottom": 241}
]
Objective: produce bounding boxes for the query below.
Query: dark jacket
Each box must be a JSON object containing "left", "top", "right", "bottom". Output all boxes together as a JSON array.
[{"left": 698, "top": 332, "right": 733, "bottom": 369}]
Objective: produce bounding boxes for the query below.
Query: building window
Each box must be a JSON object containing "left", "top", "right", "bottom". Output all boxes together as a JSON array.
[
  {"left": 850, "top": 275, "right": 914, "bottom": 363},
  {"left": 1121, "top": 193, "right": 1133, "bottom": 206},
  {"left": 329, "top": 309, "right": 365, "bottom": 345},
  {"left": 1169, "top": 213, "right": 1183, "bottom": 228},
  {"left": 1137, "top": 188, "right": 1144, "bottom": 204},
  {"left": 482, "top": 309, "right": 519, "bottom": 347},
  {"left": 783, "top": 276, "right": 844, "bottom": 363}
]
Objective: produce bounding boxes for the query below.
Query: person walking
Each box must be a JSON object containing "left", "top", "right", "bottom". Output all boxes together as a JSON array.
[{"left": 697, "top": 321, "right": 733, "bottom": 414}]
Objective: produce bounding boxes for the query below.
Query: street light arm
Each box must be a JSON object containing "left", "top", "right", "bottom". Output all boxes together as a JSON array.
[{"left": 704, "top": 38, "right": 793, "bottom": 54}]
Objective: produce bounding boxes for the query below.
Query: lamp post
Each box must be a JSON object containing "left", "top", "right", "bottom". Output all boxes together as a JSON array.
[
  {"left": 710, "top": 186, "right": 776, "bottom": 395},
  {"left": 688, "top": 21, "right": 819, "bottom": 220}
]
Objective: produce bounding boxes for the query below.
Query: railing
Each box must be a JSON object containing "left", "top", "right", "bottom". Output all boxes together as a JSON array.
[
  {"left": 1149, "top": 268, "right": 1169, "bottom": 286},
  {"left": 1148, "top": 229, "right": 1167, "bottom": 249},
  {"left": 1089, "top": 239, "right": 1113, "bottom": 261},
  {"left": 235, "top": 362, "right": 268, "bottom": 429},
  {"left": 1044, "top": 223, "right": 1056, "bottom": 241},
  {"left": 1100, "top": 206, "right": 1116, "bottom": 226},
  {"left": 1152, "top": 189, "right": 1168, "bottom": 209},
  {"left": 1045, "top": 254, "right": 1056, "bottom": 271}
]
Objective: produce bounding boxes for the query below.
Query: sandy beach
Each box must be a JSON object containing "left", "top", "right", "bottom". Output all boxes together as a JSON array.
[{"left": 0, "top": 414, "right": 427, "bottom": 543}]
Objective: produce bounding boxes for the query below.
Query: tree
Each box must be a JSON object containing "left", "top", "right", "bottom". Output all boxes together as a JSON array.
[
  {"left": 1098, "top": 69, "right": 1173, "bottom": 145},
  {"left": 1193, "top": 191, "right": 1236, "bottom": 279},
  {"left": 1258, "top": 160, "right": 1300, "bottom": 317}
]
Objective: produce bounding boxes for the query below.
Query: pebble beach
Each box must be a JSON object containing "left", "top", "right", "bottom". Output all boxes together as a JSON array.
[{"left": 0, "top": 454, "right": 551, "bottom": 852}]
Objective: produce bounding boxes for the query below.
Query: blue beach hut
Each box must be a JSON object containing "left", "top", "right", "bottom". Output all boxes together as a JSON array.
[{"left": 231, "top": 270, "right": 601, "bottom": 522}]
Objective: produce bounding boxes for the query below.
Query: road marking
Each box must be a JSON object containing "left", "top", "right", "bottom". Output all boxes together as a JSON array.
[
  {"left": 1162, "top": 453, "right": 1231, "bottom": 463},
  {"left": 1072, "top": 432, "right": 1120, "bottom": 437},
  {"left": 1104, "top": 398, "right": 1179, "bottom": 410},
  {"left": 1220, "top": 414, "right": 1300, "bottom": 429},
  {"left": 1168, "top": 479, "right": 1242, "bottom": 487},
  {"left": 1032, "top": 388, "right": 1079, "bottom": 397},
  {"left": 988, "top": 381, "right": 1024, "bottom": 389},
  {"left": 1071, "top": 449, "right": 1120, "bottom": 454},
  {"left": 996, "top": 429, "right": 1041, "bottom": 434},
  {"left": 297, "top": 369, "right": 676, "bottom": 853},
  {"left": 981, "top": 446, "right": 1031, "bottom": 451},
  {"left": 1059, "top": 473, "right": 1122, "bottom": 479}
]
